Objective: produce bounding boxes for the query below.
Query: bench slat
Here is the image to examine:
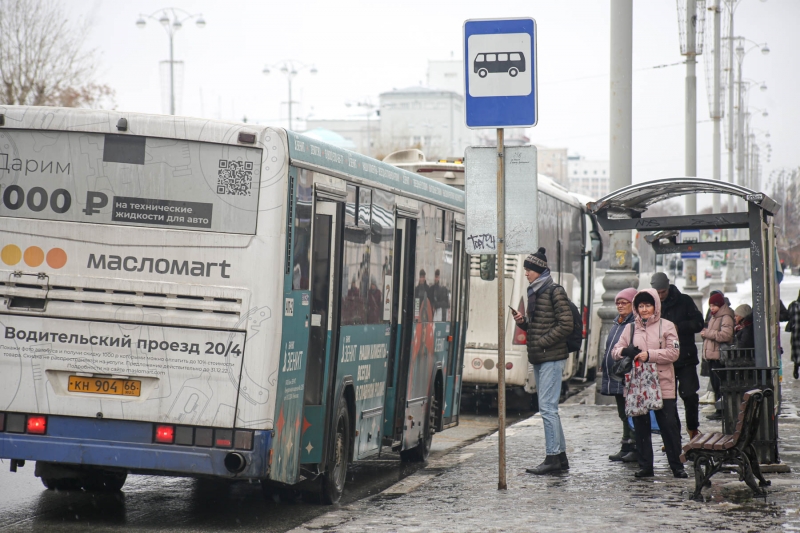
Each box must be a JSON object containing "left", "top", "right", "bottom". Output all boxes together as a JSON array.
[
  {"left": 703, "top": 433, "right": 726, "bottom": 449},
  {"left": 691, "top": 432, "right": 716, "bottom": 448},
  {"left": 712, "top": 435, "right": 734, "bottom": 450}
]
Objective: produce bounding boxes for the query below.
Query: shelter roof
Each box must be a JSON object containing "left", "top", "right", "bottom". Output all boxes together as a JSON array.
[{"left": 587, "top": 177, "right": 779, "bottom": 217}]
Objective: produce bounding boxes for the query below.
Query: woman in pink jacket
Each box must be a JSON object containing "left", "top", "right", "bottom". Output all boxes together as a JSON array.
[{"left": 613, "top": 288, "right": 687, "bottom": 479}]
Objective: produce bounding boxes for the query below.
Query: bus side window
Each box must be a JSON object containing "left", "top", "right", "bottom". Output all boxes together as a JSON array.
[
  {"left": 510, "top": 53, "right": 522, "bottom": 61},
  {"left": 498, "top": 53, "right": 508, "bottom": 62},
  {"left": 345, "top": 184, "right": 357, "bottom": 226},
  {"left": 486, "top": 54, "right": 496, "bottom": 62},
  {"left": 358, "top": 188, "right": 371, "bottom": 227},
  {"left": 292, "top": 169, "right": 313, "bottom": 290}
]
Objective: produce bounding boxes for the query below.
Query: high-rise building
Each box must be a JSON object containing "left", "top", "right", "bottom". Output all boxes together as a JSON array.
[{"left": 568, "top": 154, "right": 609, "bottom": 200}]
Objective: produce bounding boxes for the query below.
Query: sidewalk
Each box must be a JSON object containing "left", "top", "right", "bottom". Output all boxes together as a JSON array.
[{"left": 292, "top": 354, "right": 800, "bottom": 532}]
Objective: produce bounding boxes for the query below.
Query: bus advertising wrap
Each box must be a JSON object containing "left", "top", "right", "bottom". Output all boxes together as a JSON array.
[
  {"left": 0, "top": 314, "right": 246, "bottom": 427},
  {"left": 0, "top": 129, "right": 262, "bottom": 234}
]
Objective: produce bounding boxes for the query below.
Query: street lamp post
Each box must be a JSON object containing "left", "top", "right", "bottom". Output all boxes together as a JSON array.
[
  {"left": 136, "top": 8, "right": 206, "bottom": 116},
  {"left": 263, "top": 61, "right": 317, "bottom": 131}
]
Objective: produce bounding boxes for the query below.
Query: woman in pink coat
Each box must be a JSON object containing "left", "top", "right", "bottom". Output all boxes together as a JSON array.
[{"left": 613, "top": 288, "right": 687, "bottom": 479}]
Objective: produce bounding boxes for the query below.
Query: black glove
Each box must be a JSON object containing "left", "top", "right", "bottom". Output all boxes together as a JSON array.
[{"left": 620, "top": 345, "right": 641, "bottom": 359}]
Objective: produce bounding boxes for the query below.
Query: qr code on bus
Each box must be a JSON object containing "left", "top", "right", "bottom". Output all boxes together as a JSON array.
[{"left": 217, "top": 160, "right": 253, "bottom": 196}]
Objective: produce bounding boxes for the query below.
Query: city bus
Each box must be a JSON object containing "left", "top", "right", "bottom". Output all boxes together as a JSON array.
[
  {"left": 0, "top": 107, "right": 469, "bottom": 504},
  {"left": 384, "top": 149, "right": 602, "bottom": 410}
]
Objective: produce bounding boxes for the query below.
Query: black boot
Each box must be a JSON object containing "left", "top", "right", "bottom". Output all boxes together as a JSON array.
[
  {"left": 526, "top": 455, "right": 562, "bottom": 475},
  {"left": 793, "top": 362, "right": 799, "bottom": 380},
  {"left": 609, "top": 441, "right": 632, "bottom": 461},
  {"left": 558, "top": 452, "right": 569, "bottom": 471},
  {"left": 621, "top": 449, "right": 639, "bottom": 463}
]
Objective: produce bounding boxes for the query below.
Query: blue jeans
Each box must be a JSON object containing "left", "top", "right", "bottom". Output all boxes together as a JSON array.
[{"left": 533, "top": 359, "right": 567, "bottom": 455}]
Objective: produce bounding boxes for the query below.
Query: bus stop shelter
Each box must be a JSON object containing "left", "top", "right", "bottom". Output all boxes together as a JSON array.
[{"left": 588, "top": 178, "right": 783, "bottom": 464}]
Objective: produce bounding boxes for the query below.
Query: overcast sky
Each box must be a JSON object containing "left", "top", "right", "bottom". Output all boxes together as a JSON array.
[{"left": 65, "top": 0, "right": 798, "bottom": 204}]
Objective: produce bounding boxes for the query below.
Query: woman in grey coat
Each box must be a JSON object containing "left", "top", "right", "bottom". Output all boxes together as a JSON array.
[{"left": 599, "top": 287, "right": 638, "bottom": 462}]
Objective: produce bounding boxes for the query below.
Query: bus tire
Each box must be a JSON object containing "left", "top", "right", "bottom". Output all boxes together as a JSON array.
[
  {"left": 321, "top": 400, "right": 350, "bottom": 504},
  {"left": 478, "top": 68, "right": 488, "bottom": 78},
  {"left": 41, "top": 477, "right": 82, "bottom": 491},
  {"left": 82, "top": 470, "right": 127, "bottom": 492},
  {"left": 400, "top": 395, "right": 437, "bottom": 462},
  {"left": 509, "top": 67, "right": 518, "bottom": 77}
]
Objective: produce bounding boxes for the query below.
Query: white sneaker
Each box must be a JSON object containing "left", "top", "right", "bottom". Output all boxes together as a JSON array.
[
  {"left": 699, "top": 391, "right": 715, "bottom": 405},
  {"left": 701, "top": 405, "right": 716, "bottom": 415}
]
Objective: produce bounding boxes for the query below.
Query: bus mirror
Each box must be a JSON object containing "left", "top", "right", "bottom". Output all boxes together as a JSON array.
[
  {"left": 479, "top": 255, "right": 496, "bottom": 281},
  {"left": 590, "top": 231, "right": 603, "bottom": 262}
]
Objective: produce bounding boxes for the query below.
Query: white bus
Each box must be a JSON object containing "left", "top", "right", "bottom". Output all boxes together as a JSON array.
[
  {"left": 385, "top": 150, "right": 602, "bottom": 409},
  {"left": 0, "top": 107, "right": 470, "bottom": 503}
]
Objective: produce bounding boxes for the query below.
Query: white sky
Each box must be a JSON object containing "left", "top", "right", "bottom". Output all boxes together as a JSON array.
[{"left": 66, "top": 0, "right": 798, "bottom": 204}]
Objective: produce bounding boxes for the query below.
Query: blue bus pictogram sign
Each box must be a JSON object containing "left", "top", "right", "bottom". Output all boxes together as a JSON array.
[{"left": 463, "top": 18, "right": 537, "bottom": 129}]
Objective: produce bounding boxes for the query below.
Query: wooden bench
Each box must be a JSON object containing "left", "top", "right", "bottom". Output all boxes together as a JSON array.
[{"left": 681, "top": 388, "right": 772, "bottom": 500}]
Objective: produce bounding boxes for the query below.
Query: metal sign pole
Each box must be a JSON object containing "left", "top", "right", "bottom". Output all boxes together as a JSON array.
[{"left": 496, "top": 127, "right": 507, "bottom": 490}]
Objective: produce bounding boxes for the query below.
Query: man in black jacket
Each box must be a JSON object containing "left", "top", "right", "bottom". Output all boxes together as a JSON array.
[{"left": 651, "top": 272, "right": 704, "bottom": 438}]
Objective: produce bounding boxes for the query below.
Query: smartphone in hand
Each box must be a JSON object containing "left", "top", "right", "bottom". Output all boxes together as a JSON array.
[{"left": 509, "top": 305, "right": 518, "bottom": 316}]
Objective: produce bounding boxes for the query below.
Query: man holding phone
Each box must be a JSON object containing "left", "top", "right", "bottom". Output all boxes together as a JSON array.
[{"left": 513, "top": 247, "right": 575, "bottom": 475}]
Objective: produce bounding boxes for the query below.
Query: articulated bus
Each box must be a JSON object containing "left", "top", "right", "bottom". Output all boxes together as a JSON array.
[
  {"left": 385, "top": 150, "right": 602, "bottom": 409},
  {"left": 0, "top": 107, "right": 469, "bottom": 503}
]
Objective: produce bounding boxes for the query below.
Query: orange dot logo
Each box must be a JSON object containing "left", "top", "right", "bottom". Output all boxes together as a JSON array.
[
  {"left": 24, "top": 246, "right": 45, "bottom": 267},
  {"left": 46, "top": 248, "right": 67, "bottom": 269},
  {"left": 2, "top": 245, "right": 67, "bottom": 269},
  {"left": 1, "top": 245, "right": 22, "bottom": 265}
]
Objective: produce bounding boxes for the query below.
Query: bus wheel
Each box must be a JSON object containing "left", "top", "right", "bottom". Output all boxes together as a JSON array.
[
  {"left": 82, "top": 470, "right": 127, "bottom": 492},
  {"left": 321, "top": 401, "right": 350, "bottom": 504},
  {"left": 509, "top": 67, "right": 518, "bottom": 77},
  {"left": 41, "top": 477, "right": 82, "bottom": 491},
  {"left": 400, "top": 396, "right": 437, "bottom": 462},
  {"left": 478, "top": 68, "right": 488, "bottom": 78}
]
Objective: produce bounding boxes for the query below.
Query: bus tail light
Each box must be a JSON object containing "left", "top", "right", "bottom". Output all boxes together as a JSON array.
[
  {"left": 582, "top": 305, "right": 588, "bottom": 338},
  {"left": 513, "top": 297, "right": 527, "bottom": 345},
  {"left": 155, "top": 425, "right": 175, "bottom": 444},
  {"left": 27, "top": 416, "right": 47, "bottom": 434},
  {"left": 506, "top": 362, "right": 513, "bottom": 370}
]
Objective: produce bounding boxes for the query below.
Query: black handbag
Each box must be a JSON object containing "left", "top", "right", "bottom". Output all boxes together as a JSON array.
[{"left": 610, "top": 324, "right": 638, "bottom": 382}]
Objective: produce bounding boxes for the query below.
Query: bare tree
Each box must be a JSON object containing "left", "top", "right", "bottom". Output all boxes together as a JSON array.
[{"left": 0, "top": 0, "right": 114, "bottom": 108}]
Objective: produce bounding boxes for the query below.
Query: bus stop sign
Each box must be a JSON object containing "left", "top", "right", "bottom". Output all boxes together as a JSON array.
[{"left": 463, "top": 18, "right": 537, "bottom": 129}]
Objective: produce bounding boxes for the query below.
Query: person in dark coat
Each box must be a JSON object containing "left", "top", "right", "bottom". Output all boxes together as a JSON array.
[
  {"left": 651, "top": 272, "right": 704, "bottom": 439},
  {"left": 513, "top": 248, "right": 574, "bottom": 475},
  {"left": 599, "top": 287, "right": 638, "bottom": 462},
  {"left": 785, "top": 292, "right": 800, "bottom": 379},
  {"left": 734, "top": 304, "right": 755, "bottom": 349}
]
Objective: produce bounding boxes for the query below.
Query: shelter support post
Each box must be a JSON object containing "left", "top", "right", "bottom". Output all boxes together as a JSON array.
[{"left": 748, "top": 201, "right": 768, "bottom": 369}]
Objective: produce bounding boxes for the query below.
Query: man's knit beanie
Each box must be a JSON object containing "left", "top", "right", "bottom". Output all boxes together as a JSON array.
[{"left": 524, "top": 247, "right": 548, "bottom": 274}]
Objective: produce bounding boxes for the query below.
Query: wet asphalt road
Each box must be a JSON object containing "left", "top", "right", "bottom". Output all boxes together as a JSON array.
[{"left": 0, "top": 412, "right": 531, "bottom": 532}]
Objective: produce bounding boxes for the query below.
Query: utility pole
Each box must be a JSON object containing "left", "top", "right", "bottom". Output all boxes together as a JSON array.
[
  {"left": 723, "top": 2, "right": 738, "bottom": 293},
  {"left": 708, "top": 0, "right": 724, "bottom": 284},
  {"left": 682, "top": 0, "right": 702, "bottom": 311},
  {"left": 597, "top": 0, "right": 637, "bottom": 406},
  {"left": 712, "top": 0, "right": 722, "bottom": 214}
]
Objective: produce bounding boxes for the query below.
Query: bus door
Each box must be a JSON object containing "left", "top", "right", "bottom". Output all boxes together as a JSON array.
[
  {"left": 300, "top": 200, "right": 342, "bottom": 468},
  {"left": 442, "top": 229, "right": 465, "bottom": 428},
  {"left": 384, "top": 217, "right": 416, "bottom": 447}
]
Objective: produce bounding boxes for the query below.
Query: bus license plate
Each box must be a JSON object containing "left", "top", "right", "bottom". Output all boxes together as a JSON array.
[{"left": 68, "top": 376, "right": 141, "bottom": 397}]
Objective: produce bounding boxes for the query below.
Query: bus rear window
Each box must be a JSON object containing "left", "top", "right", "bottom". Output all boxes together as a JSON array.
[{"left": 0, "top": 129, "right": 262, "bottom": 234}]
